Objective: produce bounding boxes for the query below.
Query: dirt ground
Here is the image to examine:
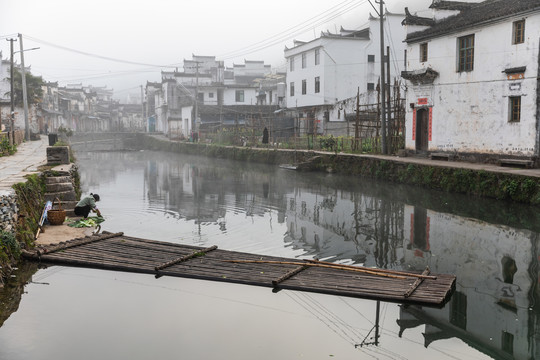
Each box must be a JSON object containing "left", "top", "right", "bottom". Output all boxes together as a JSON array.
[{"left": 36, "top": 219, "right": 96, "bottom": 246}]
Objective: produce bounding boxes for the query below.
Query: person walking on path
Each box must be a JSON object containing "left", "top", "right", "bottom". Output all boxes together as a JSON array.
[{"left": 74, "top": 193, "right": 102, "bottom": 218}]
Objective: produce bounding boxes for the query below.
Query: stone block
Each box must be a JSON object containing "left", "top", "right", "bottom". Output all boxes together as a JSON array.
[{"left": 47, "top": 146, "right": 70, "bottom": 165}]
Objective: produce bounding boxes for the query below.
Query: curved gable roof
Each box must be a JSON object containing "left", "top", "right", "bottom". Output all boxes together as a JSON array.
[{"left": 406, "top": 0, "right": 540, "bottom": 43}]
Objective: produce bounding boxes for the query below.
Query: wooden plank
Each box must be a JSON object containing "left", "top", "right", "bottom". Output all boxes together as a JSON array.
[
  {"left": 155, "top": 245, "right": 218, "bottom": 272},
  {"left": 405, "top": 267, "right": 431, "bottom": 298}
]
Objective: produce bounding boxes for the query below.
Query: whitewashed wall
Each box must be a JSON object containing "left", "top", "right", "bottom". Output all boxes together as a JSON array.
[
  {"left": 404, "top": 12, "right": 540, "bottom": 155},
  {"left": 285, "top": 13, "right": 406, "bottom": 123},
  {"left": 222, "top": 87, "right": 258, "bottom": 105}
]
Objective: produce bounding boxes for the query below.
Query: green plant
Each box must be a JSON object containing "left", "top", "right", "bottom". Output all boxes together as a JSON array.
[
  {"left": 0, "top": 230, "right": 20, "bottom": 260},
  {"left": 0, "top": 136, "right": 17, "bottom": 156},
  {"left": 57, "top": 126, "right": 73, "bottom": 137},
  {"left": 53, "top": 140, "right": 69, "bottom": 147}
]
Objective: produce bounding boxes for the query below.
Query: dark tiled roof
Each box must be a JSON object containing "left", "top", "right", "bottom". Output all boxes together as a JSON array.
[
  {"left": 406, "top": 0, "right": 540, "bottom": 42},
  {"left": 429, "top": 1, "right": 474, "bottom": 10},
  {"left": 402, "top": 7, "right": 436, "bottom": 26}
]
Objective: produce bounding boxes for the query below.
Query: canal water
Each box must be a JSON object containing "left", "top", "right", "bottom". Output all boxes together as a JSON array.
[{"left": 1, "top": 149, "right": 539, "bottom": 359}]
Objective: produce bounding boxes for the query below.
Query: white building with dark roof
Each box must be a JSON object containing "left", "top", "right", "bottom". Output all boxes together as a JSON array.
[
  {"left": 401, "top": 0, "right": 540, "bottom": 165},
  {"left": 284, "top": 11, "right": 406, "bottom": 135}
]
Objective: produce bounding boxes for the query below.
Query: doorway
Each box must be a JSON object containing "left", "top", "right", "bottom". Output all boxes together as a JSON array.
[{"left": 415, "top": 108, "right": 429, "bottom": 152}]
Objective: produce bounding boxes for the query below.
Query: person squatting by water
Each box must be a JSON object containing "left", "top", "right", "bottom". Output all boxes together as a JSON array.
[{"left": 74, "top": 193, "right": 102, "bottom": 218}]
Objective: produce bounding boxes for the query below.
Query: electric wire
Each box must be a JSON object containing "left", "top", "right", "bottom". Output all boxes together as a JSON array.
[
  {"left": 22, "top": 34, "right": 180, "bottom": 69},
  {"left": 218, "top": 0, "right": 359, "bottom": 58},
  {"left": 219, "top": 0, "right": 369, "bottom": 61}
]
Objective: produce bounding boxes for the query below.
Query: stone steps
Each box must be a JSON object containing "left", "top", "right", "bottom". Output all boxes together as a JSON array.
[
  {"left": 44, "top": 171, "right": 79, "bottom": 219},
  {"left": 46, "top": 182, "right": 74, "bottom": 193}
]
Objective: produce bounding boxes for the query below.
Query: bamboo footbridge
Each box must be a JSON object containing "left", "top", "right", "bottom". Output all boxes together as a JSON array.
[{"left": 22, "top": 232, "right": 456, "bottom": 307}]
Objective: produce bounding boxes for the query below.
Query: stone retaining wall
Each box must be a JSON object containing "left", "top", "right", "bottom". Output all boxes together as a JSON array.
[{"left": 0, "top": 194, "right": 18, "bottom": 232}]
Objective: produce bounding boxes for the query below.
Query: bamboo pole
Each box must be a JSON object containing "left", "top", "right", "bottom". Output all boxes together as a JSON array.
[
  {"left": 224, "top": 260, "right": 414, "bottom": 280},
  {"left": 306, "top": 259, "right": 437, "bottom": 280}
]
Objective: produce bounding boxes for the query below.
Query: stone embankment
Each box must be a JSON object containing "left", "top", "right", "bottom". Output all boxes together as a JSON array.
[
  {"left": 0, "top": 194, "right": 18, "bottom": 232},
  {"left": 131, "top": 133, "right": 540, "bottom": 206}
]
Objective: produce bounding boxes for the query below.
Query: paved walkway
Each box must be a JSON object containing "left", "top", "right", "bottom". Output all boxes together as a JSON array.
[{"left": 0, "top": 138, "right": 49, "bottom": 195}]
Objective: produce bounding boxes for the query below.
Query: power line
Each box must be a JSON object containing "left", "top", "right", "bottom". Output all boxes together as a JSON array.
[
  {"left": 218, "top": 0, "right": 360, "bottom": 59},
  {"left": 218, "top": 0, "right": 369, "bottom": 60},
  {"left": 22, "top": 34, "right": 182, "bottom": 68}
]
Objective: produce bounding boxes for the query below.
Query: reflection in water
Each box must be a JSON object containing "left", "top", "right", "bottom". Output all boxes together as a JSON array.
[
  {"left": 0, "top": 262, "right": 39, "bottom": 327},
  {"left": 1, "top": 150, "right": 539, "bottom": 359}
]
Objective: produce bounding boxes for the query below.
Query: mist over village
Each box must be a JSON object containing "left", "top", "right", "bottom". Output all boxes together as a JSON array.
[{"left": 1, "top": 1, "right": 540, "bottom": 359}]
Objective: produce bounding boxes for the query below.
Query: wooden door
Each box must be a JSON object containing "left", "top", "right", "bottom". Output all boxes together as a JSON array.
[{"left": 415, "top": 108, "right": 429, "bottom": 152}]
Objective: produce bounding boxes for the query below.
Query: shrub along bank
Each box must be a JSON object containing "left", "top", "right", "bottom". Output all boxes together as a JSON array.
[{"left": 135, "top": 134, "right": 540, "bottom": 206}]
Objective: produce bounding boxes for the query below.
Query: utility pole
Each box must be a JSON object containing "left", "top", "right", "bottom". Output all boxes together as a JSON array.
[
  {"left": 194, "top": 61, "right": 200, "bottom": 141},
  {"left": 378, "top": 0, "right": 387, "bottom": 154},
  {"left": 140, "top": 85, "right": 145, "bottom": 132},
  {"left": 18, "top": 34, "right": 30, "bottom": 141},
  {"left": 386, "top": 45, "right": 391, "bottom": 153},
  {"left": 7, "top": 38, "right": 17, "bottom": 146}
]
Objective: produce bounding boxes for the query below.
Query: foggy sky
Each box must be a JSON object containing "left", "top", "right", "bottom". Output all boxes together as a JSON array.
[{"left": 0, "top": 0, "right": 433, "bottom": 101}]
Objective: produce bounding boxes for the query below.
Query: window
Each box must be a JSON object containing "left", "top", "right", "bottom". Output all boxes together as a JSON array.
[
  {"left": 367, "top": 82, "right": 375, "bottom": 91},
  {"left": 209, "top": 92, "right": 214, "bottom": 98},
  {"left": 367, "top": 54, "right": 375, "bottom": 63},
  {"left": 513, "top": 20, "right": 525, "bottom": 44},
  {"left": 235, "top": 90, "right": 244, "bottom": 102},
  {"left": 502, "top": 331, "right": 514, "bottom": 355},
  {"left": 315, "top": 49, "right": 320, "bottom": 65},
  {"left": 509, "top": 96, "right": 521, "bottom": 122},
  {"left": 420, "top": 43, "right": 428, "bottom": 62},
  {"left": 315, "top": 77, "right": 320, "bottom": 93},
  {"left": 458, "top": 34, "right": 474, "bottom": 72},
  {"left": 450, "top": 291, "right": 467, "bottom": 330},
  {"left": 290, "top": 82, "right": 295, "bottom": 97},
  {"left": 302, "top": 79, "right": 307, "bottom": 95},
  {"left": 302, "top": 53, "right": 307, "bottom": 68},
  {"left": 290, "top": 56, "right": 294, "bottom": 72}
]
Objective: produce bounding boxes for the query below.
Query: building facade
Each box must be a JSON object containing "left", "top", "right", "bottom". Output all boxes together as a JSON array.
[
  {"left": 284, "top": 12, "right": 406, "bottom": 135},
  {"left": 401, "top": 0, "right": 540, "bottom": 162}
]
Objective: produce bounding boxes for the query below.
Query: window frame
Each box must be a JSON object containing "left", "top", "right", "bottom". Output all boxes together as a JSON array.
[
  {"left": 302, "top": 53, "right": 307, "bottom": 69},
  {"left": 513, "top": 20, "right": 525, "bottom": 44},
  {"left": 457, "top": 34, "right": 475, "bottom": 72},
  {"left": 314, "top": 49, "right": 320, "bottom": 65},
  {"left": 302, "top": 79, "right": 307, "bottom": 95},
  {"left": 235, "top": 90, "right": 244, "bottom": 102},
  {"left": 289, "top": 56, "right": 294, "bottom": 72},
  {"left": 420, "top": 43, "right": 428, "bottom": 62},
  {"left": 290, "top": 82, "right": 295, "bottom": 97},
  {"left": 367, "top": 54, "right": 375, "bottom": 63},
  {"left": 314, "top": 76, "right": 320, "bottom": 93},
  {"left": 509, "top": 96, "right": 521, "bottom": 122}
]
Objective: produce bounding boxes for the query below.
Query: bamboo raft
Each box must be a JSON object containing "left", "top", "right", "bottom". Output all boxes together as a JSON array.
[{"left": 22, "top": 232, "right": 456, "bottom": 307}]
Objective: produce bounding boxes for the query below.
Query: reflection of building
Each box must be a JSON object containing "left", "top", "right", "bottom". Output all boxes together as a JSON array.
[
  {"left": 284, "top": 189, "right": 404, "bottom": 265},
  {"left": 76, "top": 148, "right": 540, "bottom": 359},
  {"left": 400, "top": 204, "right": 540, "bottom": 360}
]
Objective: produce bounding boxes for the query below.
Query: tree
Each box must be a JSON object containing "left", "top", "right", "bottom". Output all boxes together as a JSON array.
[{"left": 4, "top": 68, "right": 44, "bottom": 107}]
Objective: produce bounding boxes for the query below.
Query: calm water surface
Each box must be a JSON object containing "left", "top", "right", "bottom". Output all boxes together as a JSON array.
[{"left": 0, "top": 150, "right": 538, "bottom": 359}]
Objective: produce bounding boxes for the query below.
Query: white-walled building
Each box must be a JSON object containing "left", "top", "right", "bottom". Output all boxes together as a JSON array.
[
  {"left": 401, "top": 0, "right": 540, "bottom": 163},
  {"left": 284, "top": 11, "right": 406, "bottom": 134},
  {"left": 149, "top": 55, "right": 282, "bottom": 139}
]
